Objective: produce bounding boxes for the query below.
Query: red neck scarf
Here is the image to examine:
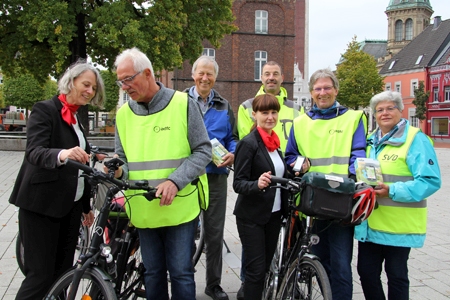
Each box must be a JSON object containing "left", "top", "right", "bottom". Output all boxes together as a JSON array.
[
  {"left": 58, "top": 94, "right": 80, "bottom": 126},
  {"left": 257, "top": 126, "right": 280, "bottom": 152}
]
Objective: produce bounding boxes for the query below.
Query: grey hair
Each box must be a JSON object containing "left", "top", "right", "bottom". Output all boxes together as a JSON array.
[
  {"left": 58, "top": 60, "right": 105, "bottom": 107},
  {"left": 308, "top": 68, "right": 339, "bottom": 91},
  {"left": 192, "top": 55, "right": 219, "bottom": 78},
  {"left": 262, "top": 61, "right": 283, "bottom": 75},
  {"left": 370, "top": 91, "right": 404, "bottom": 113},
  {"left": 114, "top": 47, "right": 155, "bottom": 79}
]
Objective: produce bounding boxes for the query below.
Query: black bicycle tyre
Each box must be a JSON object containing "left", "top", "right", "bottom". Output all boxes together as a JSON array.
[
  {"left": 45, "top": 267, "right": 117, "bottom": 300},
  {"left": 117, "top": 238, "right": 146, "bottom": 299},
  {"left": 277, "top": 256, "right": 332, "bottom": 300},
  {"left": 192, "top": 211, "right": 205, "bottom": 266},
  {"left": 15, "top": 231, "right": 25, "bottom": 275},
  {"left": 75, "top": 224, "right": 90, "bottom": 261}
]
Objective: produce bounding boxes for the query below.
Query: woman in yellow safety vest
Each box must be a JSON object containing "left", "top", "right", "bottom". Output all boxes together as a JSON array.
[{"left": 355, "top": 90, "right": 441, "bottom": 300}]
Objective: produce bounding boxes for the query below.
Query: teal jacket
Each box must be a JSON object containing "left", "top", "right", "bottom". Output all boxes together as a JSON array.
[{"left": 355, "top": 120, "right": 441, "bottom": 248}]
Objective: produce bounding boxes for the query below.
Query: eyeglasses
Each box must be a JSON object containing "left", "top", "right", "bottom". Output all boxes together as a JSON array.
[
  {"left": 375, "top": 106, "right": 398, "bottom": 114},
  {"left": 116, "top": 71, "right": 142, "bottom": 88},
  {"left": 313, "top": 86, "right": 334, "bottom": 93}
]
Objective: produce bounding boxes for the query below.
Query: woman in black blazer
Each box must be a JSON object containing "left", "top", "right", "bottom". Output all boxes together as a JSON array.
[
  {"left": 8, "top": 61, "right": 105, "bottom": 300},
  {"left": 233, "top": 94, "right": 291, "bottom": 300}
]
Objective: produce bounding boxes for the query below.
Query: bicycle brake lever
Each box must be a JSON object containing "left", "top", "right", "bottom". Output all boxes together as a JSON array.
[{"left": 143, "top": 190, "right": 158, "bottom": 201}]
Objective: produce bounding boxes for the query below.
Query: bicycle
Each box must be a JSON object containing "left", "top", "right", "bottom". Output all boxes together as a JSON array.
[
  {"left": 262, "top": 175, "right": 332, "bottom": 300},
  {"left": 44, "top": 157, "right": 157, "bottom": 300},
  {"left": 15, "top": 144, "right": 115, "bottom": 275}
]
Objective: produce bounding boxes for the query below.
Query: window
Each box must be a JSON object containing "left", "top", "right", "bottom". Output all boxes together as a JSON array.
[
  {"left": 431, "top": 117, "right": 449, "bottom": 136},
  {"left": 255, "top": 10, "right": 268, "bottom": 34},
  {"left": 388, "top": 60, "right": 396, "bottom": 70},
  {"left": 395, "top": 81, "right": 401, "bottom": 93},
  {"left": 395, "top": 20, "right": 403, "bottom": 41},
  {"left": 411, "top": 79, "right": 418, "bottom": 96},
  {"left": 122, "top": 91, "right": 130, "bottom": 103},
  {"left": 254, "top": 51, "right": 267, "bottom": 81},
  {"left": 445, "top": 86, "right": 450, "bottom": 102},
  {"left": 433, "top": 87, "right": 439, "bottom": 102},
  {"left": 405, "top": 19, "right": 413, "bottom": 40},
  {"left": 202, "top": 48, "right": 215, "bottom": 58},
  {"left": 385, "top": 83, "right": 392, "bottom": 91},
  {"left": 409, "top": 108, "right": 419, "bottom": 128},
  {"left": 415, "top": 55, "right": 423, "bottom": 65}
]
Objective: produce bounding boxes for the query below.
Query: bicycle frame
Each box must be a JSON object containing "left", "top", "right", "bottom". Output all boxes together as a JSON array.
[
  {"left": 60, "top": 159, "right": 156, "bottom": 300},
  {"left": 264, "top": 176, "right": 327, "bottom": 300}
]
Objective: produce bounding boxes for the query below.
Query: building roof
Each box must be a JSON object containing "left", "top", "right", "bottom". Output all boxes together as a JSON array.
[
  {"left": 337, "top": 40, "right": 387, "bottom": 65},
  {"left": 386, "top": 0, "right": 432, "bottom": 12},
  {"left": 359, "top": 40, "right": 388, "bottom": 60},
  {"left": 380, "top": 17, "right": 450, "bottom": 74}
]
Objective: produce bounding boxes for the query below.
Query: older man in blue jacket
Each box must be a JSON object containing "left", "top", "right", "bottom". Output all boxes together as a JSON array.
[{"left": 185, "top": 55, "right": 236, "bottom": 300}]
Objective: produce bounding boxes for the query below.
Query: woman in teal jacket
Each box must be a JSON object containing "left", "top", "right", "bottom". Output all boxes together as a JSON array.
[{"left": 355, "top": 91, "right": 441, "bottom": 300}]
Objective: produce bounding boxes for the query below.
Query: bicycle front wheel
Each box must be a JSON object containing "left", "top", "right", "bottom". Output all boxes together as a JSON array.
[
  {"left": 45, "top": 267, "right": 117, "bottom": 300},
  {"left": 277, "top": 256, "right": 332, "bottom": 300}
]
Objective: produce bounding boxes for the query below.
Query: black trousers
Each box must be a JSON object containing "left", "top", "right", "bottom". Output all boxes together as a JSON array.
[
  {"left": 236, "top": 211, "right": 282, "bottom": 300},
  {"left": 16, "top": 200, "right": 83, "bottom": 300}
]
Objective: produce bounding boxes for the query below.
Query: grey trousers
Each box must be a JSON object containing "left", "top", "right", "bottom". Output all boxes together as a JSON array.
[{"left": 204, "top": 173, "right": 228, "bottom": 288}]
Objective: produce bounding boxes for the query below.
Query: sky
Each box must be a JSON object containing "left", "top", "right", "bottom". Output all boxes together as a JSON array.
[{"left": 307, "top": 0, "right": 448, "bottom": 78}]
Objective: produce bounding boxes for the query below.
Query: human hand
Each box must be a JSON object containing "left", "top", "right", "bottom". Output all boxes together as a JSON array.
[
  {"left": 258, "top": 171, "right": 272, "bottom": 190},
  {"left": 155, "top": 180, "right": 179, "bottom": 206},
  {"left": 82, "top": 211, "right": 95, "bottom": 227},
  {"left": 290, "top": 157, "right": 310, "bottom": 176},
  {"left": 374, "top": 182, "right": 389, "bottom": 198},
  {"left": 217, "top": 153, "right": 234, "bottom": 168},
  {"left": 60, "top": 146, "right": 90, "bottom": 164}
]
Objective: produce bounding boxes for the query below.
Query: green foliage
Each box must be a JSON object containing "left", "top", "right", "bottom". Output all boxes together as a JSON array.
[
  {"left": 2, "top": 74, "right": 45, "bottom": 110},
  {"left": 336, "top": 36, "right": 384, "bottom": 110},
  {"left": 43, "top": 78, "right": 58, "bottom": 100},
  {"left": 0, "top": 85, "right": 4, "bottom": 108},
  {"left": 413, "top": 81, "right": 429, "bottom": 121},
  {"left": 0, "top": 0, "right": 237, "bottom": 82}
]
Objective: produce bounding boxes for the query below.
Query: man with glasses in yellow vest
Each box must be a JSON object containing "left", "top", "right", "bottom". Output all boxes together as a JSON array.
[
  {"left": 285, "top": 68, "right": 368, "bottom": 300},
  {"left": 234, "top": 61, "right": 303, "bottom": 299},
  {"left": 113, "top": 47, "right": 211, "bottom": 299}
]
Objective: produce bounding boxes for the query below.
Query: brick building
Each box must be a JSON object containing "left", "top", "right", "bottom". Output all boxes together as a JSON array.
[{"left": 162, "top": 0, "right": 307, "bottom": 114}]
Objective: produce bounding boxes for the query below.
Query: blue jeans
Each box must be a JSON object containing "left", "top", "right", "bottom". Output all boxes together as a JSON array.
[
  {"left": 311, "top": 220, "right": 354, "bottom": 300},
  {"left": 138, "top": 218, "right": 197, "bottom": 300},
  {"left": 357, "top": 241, "right": 411, "bottom": 300}
]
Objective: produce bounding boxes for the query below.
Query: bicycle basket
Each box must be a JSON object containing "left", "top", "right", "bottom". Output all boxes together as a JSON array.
[{"left": 298, "top": 172, "right": 355, "bottom": 220}]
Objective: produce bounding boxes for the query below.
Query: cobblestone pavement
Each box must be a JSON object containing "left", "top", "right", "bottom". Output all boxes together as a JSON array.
[{"left": 1, "top": 149, "right": 450, "bottom": 299}]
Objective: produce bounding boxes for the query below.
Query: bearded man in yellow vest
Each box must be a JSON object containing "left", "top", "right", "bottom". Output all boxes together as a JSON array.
[
  {"left": 356, "top": 91, "right": 441, "bottom": 300},
  {"left": 285, "top": 68, "right": 368, "bottom": 300},
  {"left": 234, "top": 61, "right": 303, "bottom": 153},
  {"left": 113, "top": 47, "right": 211, "bottom": 299}
]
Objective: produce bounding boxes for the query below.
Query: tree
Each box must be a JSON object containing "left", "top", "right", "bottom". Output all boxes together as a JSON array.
[
  {"left": 43, "top": 79, "right": 58, "bottom": 100},
  {"left": 2, "top": 74, "right": 45, "bottom": 115},
  {"left": 0, "top": 0, "right": 236, "bottom": 80},
  {"left": 0, "top": 0, "right": 236, "bottom": 128},
  {"left": 0, "top": 85, "right": 4, "bottom": 108},
  {"left": 413, "top": 80, "right": 429, "bottom": 121},
  {"left": 336, "top": 36, "right": 384, "bottom": 110}
]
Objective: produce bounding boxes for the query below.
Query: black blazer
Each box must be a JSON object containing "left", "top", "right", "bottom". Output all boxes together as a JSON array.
[
  {"left": 233, "top": 129, "right": 290, "bottom": 225},
  {"left": 9, "top": 96, "right": 91, "bottom": 218}
]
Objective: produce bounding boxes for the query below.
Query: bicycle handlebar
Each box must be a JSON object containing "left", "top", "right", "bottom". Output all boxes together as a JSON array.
[
  {"left": 89, "top": 143, "right": 115, "bottom": 154},
  {"left": 65, "top": 159, "right": 157, "bottom": 199},
  {"left": 270, "top": 175, "right": 302, "bottom": 192}
]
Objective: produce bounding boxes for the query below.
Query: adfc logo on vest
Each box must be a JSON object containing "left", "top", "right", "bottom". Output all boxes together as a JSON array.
[
  {"left": 154, "top": 126, "right": 171, "bottom": 133},
  {"left": 328, "top": 129, "right": 343, "bottom": 135}
]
